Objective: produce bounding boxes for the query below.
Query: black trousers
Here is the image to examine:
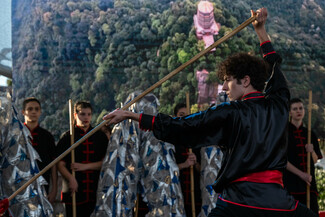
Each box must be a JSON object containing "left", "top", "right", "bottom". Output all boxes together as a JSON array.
[
  {"left": 291, "top": 193, "right": 319, "bottom": 216},
  {"left": 208, "top": 198, "right": 318, "bottom": 217},
  {"left": 65, "top": 201, "right": 96, "bottom": 217}
]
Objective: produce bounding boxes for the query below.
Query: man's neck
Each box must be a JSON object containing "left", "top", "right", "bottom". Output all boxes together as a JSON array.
[
  {"left": 25, "top": 121, "right": 38, "bottom": 131},
  {"left": 291, "top": 119, "right": 302, "bottom": 129},
  {"left": 244, "top": 87, "right": 258, "bottom": 96},
  {"left": 76, "top": 125, "right": 90, "bottom": 132}
]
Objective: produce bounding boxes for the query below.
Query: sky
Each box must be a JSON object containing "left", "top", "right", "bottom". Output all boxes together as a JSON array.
[{"left": 0, "top": 0, "right": 11, "bottom": 86}]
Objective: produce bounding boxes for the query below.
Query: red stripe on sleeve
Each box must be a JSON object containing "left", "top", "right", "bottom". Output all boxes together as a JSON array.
[
  {"left": 260, "top": 40, "right": 271, "bottom": 46},
  {"left": 263, "top": 51, "right": 276, "bottom": 58}
]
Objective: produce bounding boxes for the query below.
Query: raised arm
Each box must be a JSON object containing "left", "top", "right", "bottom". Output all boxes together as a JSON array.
[
  {"left": 251, "top": 8, "right": 270, "bottom": 44},
  {"left": 251, "top": 8, "right": 289, "bottom": 102}
]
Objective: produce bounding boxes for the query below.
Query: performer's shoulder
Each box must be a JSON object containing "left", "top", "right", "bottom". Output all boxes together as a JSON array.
[
  {"left": 38, "top": 126, "right": 55, "bottom": 138},
  {"left": 94, "top": 129, "right": 109, "bottom": 140},
  {"left": 58, "top": 130, "right": 70, "bottom": 140}
]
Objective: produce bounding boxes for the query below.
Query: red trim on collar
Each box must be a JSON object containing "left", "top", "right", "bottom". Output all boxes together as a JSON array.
[
  {"left": 76, "top": 125, "right": 89, "bottom": 133},
  {"left": 260, "top": 40, "right": 271, "bottom": 46},
  {"left": 231, "top": 170, "right": 284, "bottom": 187},
  {"left": 291, "top": 122, "right": 303, "bottom": 131},
  {"left": 24, "top": 123, "right": 39, "bottom": 133},
  {"left": 241, "top": 91, "right": 264, "bottom": 101},
  {"left": 244, "top": 96, "right": 265, "bottom": 100}
]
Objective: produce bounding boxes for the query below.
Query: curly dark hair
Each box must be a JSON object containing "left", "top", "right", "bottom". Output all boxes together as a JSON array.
[{"left": 218, "top": 53, "right": 269, "bottom": 91}]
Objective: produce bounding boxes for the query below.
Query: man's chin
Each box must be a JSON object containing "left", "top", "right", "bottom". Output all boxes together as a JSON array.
[{"left": 81, "top": 124, "right": 90, "bottom": 129}]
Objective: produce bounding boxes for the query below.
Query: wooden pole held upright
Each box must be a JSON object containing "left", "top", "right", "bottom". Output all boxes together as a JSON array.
[
  {"left": 307, "top": 90, "right": 312, "bottom": 208},
  {"left": 186, "top": 92, "right": 196, "bottom": 217},
  {"left": 134, "top": 193, "right": 139, "bottom": 217},
  {"left": 69, "top": 100, "right": 77, "bottom": 217}
]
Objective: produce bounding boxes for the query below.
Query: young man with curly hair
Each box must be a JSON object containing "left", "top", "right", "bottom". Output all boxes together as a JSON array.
[{"left": 103, "top": 8, "right": 317, "bottom": 217}]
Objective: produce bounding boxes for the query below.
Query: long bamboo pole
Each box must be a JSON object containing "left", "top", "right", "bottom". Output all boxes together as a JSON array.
[
  {"left": 186, "top": 92, "right": 196, "bottom": 217},
  {"left": 69, "top": 100, "right": 77, "bottom": 217},
  {"left": 134, "top": 193, "right": 139, "bottom": 217},
  {"left": 5, "top": 15, "right": 256, "bottom": 203},
  {"left": 307, "top": 90, "right": 312, "bottom": 208}
]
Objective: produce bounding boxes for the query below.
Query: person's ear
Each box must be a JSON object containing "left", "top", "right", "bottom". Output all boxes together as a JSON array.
[{"left": 243, "top": 75, "right": 251, "bottom": 87}]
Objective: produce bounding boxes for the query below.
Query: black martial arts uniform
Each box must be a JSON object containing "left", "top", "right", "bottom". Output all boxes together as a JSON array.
[
  {"left": 283, "top": 122, "right": 323, "bottom": 215},
  {"left": 56, "top": 126, "right": 108, "bottom": 217},
  {"left": 25, "top": 124, "right": 56, "bottom": 193},
  {"left": 138, "top": 42, "right": 317, "bottom": 217},
  {"left": 174, "top": 145, "right": 202, "bottom": 217}
]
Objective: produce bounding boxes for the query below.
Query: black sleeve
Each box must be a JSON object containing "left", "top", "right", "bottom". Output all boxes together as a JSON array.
[
  {"left": 262, "top": 42, "right": 290, "bottom": 104},
  {"left": 97, "top": 131, "right": 109, "bottom": 160},
  {"left": 48, "top": 132, "right": 56, "bottom": 160},
  {"left": 312, "top": 131, "right": 323, "bottom": 159},
  {"left": 141, "top": 104, "right": 232, "bottom": 148},
  {"left": 56, "top": 131, "right": 70, "bottom": 162}
]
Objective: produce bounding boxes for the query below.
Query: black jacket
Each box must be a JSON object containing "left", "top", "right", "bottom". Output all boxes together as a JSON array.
[{"left": 140, "top": 42, "right": 297, "bottom": 210}]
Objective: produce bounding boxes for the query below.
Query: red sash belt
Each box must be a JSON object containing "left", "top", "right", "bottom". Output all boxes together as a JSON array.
[{"left": 231, "top": 170, "right": 283, "bottom": 187}]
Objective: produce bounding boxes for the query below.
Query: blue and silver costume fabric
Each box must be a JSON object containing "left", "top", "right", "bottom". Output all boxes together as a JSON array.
[
  {"left": 0, "top": 92, "right": 52, "bottom": 216},
  {"left": 92, "top": 92, "right": 185, "bottom": 217},
  {"left": 200, "top": 146, "right": 223, "bottom": 217},
  {"left": 200, "top": 93, "right": 226, "bottom": 217}
]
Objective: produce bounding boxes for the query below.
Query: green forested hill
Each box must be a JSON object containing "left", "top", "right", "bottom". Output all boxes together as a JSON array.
[{"left": 12, "top": 0, "right": 325, "bottom": 140}]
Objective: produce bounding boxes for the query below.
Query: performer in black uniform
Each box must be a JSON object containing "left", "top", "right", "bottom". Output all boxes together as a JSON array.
[
  {"left": 283, "top": 98, "right": 323, "bottom": 215},
  {"left": 173, "top": 103, "right": 202, "bottom": 216},
  {"left": 22, "top": 97, "right": 58, "bottom": 203},
  {"left": 103, "top": 8, "right": 317, "bottom": 217},
  {"left": 56, "top": 101, "right": 108, "bottom": 217}
]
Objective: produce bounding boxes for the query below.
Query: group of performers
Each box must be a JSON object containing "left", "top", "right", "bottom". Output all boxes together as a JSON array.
[
  {"left": 22, "top": 99, "right": 109, "bottom": 216},
  {"left": 13, "top": 7, "right": 323, "bottom": 217},
  {"left": 104, "top": 8, "right": 323, "bottom": 217}
]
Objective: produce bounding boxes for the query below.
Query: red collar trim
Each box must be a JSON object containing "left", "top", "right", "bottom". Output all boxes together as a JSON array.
[
  {"left": 241, "top": 91, "right": 264, "bottom": 101},
  {"left": 291, "top": 122, "right": 303, "bottom": 131},
  {"left": 76, "top": 125, "right": 90, "bottom": 133},
  {"left": 24, "top": 123, "right": 39, "bottom": 133}
]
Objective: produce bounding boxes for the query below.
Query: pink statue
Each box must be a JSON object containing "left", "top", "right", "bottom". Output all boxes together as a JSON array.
[{"left": 193, "top": 0, "right": 221, "bottom": 49}]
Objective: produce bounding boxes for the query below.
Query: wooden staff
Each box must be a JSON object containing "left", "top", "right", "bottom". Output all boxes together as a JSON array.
[
  {"left": 69, "top": 100, "right": 77, "bottom": 217},
  {"left": 186, "top": 92, "right": 196, "bottom": 217},
  {"left": 0, "top": 15, "right": 256, "bottom": 210},
  {"left": 307, "top": 90, "right": 312, "bottom": 208},
  {"left": 134, "top": 193, "right": 139, "bottom": 217}
]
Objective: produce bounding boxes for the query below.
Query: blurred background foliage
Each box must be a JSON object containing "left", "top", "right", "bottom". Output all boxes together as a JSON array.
[{"left": 11, "top": 0, "right": 325, "bottom": 146}]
